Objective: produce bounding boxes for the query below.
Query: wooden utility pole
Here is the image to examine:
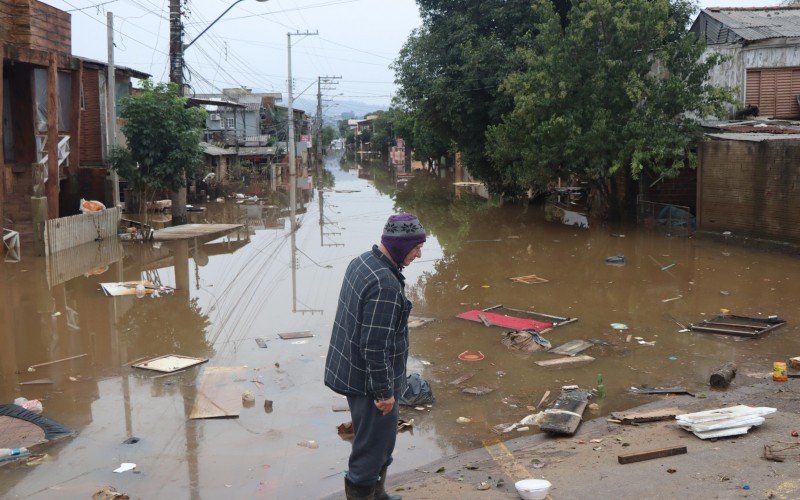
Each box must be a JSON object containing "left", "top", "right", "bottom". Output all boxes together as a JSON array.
[
  {"left": 107, "top": 11, "right": 120, "bottom": 208},
  {"left": 46, "top": 53, "right": 60, "bottom": 219}
]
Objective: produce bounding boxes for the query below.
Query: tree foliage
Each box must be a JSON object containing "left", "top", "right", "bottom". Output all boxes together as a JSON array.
[
  {"left": 394, "top": 1, "right": 570, "bottom": 191},
  {"left": 110, "top": 81, "right": 206, "bottom": 200},
  {"left": 485, "top": 0, "right": 732, "bottom": 213}
]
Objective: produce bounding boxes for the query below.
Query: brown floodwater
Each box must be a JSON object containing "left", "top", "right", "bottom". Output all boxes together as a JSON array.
[{"left": 2, "top": 153, "right": 799, "bottom": 499}]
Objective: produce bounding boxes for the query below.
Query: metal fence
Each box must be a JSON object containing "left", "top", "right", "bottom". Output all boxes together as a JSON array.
[
  {"left": 637, "top": 200, "right": 694, "bottom": 237},
  {"left": 44, "top": 207, "right": 121, "bottom": 256}
]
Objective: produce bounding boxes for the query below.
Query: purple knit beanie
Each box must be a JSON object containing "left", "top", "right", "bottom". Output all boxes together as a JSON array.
[{"left": 381, "top": 213, "right": 426, "bottom": 267}]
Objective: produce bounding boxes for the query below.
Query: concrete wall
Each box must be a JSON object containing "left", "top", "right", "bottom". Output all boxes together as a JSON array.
[
  {"left": 645, "top": 167, "right": 698, "bottom": 213},
  {"left": 698, "top": 139, "right": 800, "bottom": 243},
  {"left": 703, "top": 41, "right": 800, "bottom": 108}
]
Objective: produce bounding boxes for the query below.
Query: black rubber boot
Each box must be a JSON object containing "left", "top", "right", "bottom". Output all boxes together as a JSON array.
[
  {"left": 345, "top": 476, "right": 376, "bottom": 500},
  {"left": 375, "top": 466, "right": 402, "bottom": 500}
]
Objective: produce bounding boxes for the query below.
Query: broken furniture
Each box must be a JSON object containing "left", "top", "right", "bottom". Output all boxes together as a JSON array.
[
  {"left": 457, "top": 305, "right": 576, "bottom": 331},
  {"left": 3, "top": 229, "right": 20, "bottom": 262},
  {"left": 132, "top": 355, "right": 208, "bottom": 374},
  {"left": 688, "top": 314, "right": 785, "bottom": 338},
  {"left": 539, "top": 388, "right": 591, "bottom": 436},
  {"left": 509, "top": 274, "right": 549, "bottom": 284}
]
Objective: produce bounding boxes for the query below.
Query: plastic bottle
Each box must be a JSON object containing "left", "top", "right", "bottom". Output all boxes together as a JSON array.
[
  {"left": 596, "top": 374, "right": 606, "bottom": 399},
  {"left": 0, "top": 448, "right": 28, "bottom": 458},
  {"left": 135, "top": 283, "right": 146, "bottom": 298},
  {"left": 773, "top": 361, "right": 788, "bottom": 382}
]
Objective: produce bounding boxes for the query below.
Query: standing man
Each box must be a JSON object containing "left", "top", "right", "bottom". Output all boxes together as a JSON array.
[{"left": 325, "top": 213, "right": 426, "bottom": 500}]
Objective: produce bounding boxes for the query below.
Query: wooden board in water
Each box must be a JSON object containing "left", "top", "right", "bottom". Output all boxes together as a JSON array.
[
  {"left": 539, "top": 390, "right": 591, "bottom": 436},
  {"left": 189, "top": 366, "right": 248, "bottom": 419}
]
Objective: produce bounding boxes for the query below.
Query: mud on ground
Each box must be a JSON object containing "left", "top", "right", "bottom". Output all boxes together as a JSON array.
[{"left": 384, "top": 375, "right": 800, "bottom": 499}]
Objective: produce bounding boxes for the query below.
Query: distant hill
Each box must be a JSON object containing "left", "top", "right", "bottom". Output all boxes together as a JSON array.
[{"left": 293, "top": 97, "right": 387, "bottom": 124}]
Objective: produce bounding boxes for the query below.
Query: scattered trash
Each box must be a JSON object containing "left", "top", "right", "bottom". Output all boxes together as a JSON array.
[
  {"left": 291, "top": 340, "right": 308, "bottom": 345},
  {"left": 99, "top": 281, "right": 174, "bottom": 297},
  {"left": 297, "top": 440, "right": 319, "bottom": 449},
  {"left": 676, "top": 405, "right": 776, "bottom": 439},
  {"left": 13, "top": 398, "right": 42, "bottom": 414},
  {"left": 399, "top": 373, "right": 435, "bottom": 406},
  {"left": 254, "top": 338, "right": 268, "bottom": 348},
  {"left": 515, "top": 478, "right": 552, "bottom": 500},
  {"left": 113, "top": 463, "right": 136, "bottom": 473},
  {"left": 509, "top": 274, "right": 549, "bottom": 284},
  {"left": 667, "top": 468, "right": 677, "bottom": 474},
  {"left": 242, "top": 391, "right": 256, "bottom": 406},
  {"left": 605, "top": 255, "right": 625, "bottom": 264},
  {"left": 398, "top": 419, "right": 414, "bottom": 432},
  {"left": 18, "top": 379, "right": 52, "bottom": 386},
  {"left": 610, "top": 323, "right": 628, "bottom": 330},
  {"left": 710, "top": 362, "right": 737, "bottom": 388},
  {"left": 539, "top": 388, "right": 591, "bottom": 436},
  {"left": 122, "top": 437, "right": 140, "bottom": 445},
  {"left": 773, "top": 361, "right": 788, "bottom": 382},
  {"left": 660, "top": 263, "right": 676, "bottom": 271},
  {"left": 661, "top": 295, "right": 683, "bottom": 303},
  {"left": 337, "top": 422, "right": 354, "bottom": 438},
  {"left": 618, "top": 446, "right": 687, "bottom": 464},
  {"left": 535, "top": 355, "right": 594, "bottom": 367},
  {"left": 435, "top": 467, "right": 445, "bottom": 473},
  {"left": 537, "top": 390, "right": 551, "bottom": 409},
  {"left": 764, "top": 442, "right": 800, "bottom": 462},
  {"left": 720, "top": 290, "right": 730, "bottom": 296},
  {"left": 456, "top": 417, "right": 471, "bottom": 424},
  {"left": 278, "top": 331, "right": 313, "bottom": 340},
  {"left": 189, "top": 366, "right": 248, "bottom": 419},
  {"left": 477, "top": 313, "right": 492, "bottom": 327},
  {"left": 27, "top": 353, "right": 88, "bottom": 372},
  {"left": 610, "top": 408, "right": 682, "bottom": 425},
  {"left": 462, "top": 386, "right": 494, "bottom": 396},
  {"left": 629, "top": 386, "right": 694, "bottom": 396},
  {"left": 668, "top": 356, "right": 678, "bottom": 361},
  {"left": 408, "top": 316, "right": 434, "bottom": 328},
  {"left": 625, "top": 334, "right": 632, "bottom": 343},
  {"left": 458, "top": 284, "right": 470, "bottom": 291},
  {"left": 501, "top": 330, "right": 550, "bottom": 352},
  {"left": 0, "top": 404, "right": 74, "bottom": 453},
  {"left": 458, "top": 351, "right": 485, "bottom": 362},
  {"left": 133, "top": 355, "right": 208, "bottom": 374},
  {"left": 688, "top": 314, "right": 785, "bottom": 338},
  {"left": 449, "top": 373, "right": 475, "bottom": 385},
  {"left": 92, "top": 486, "right": 130, "bottom": 500},
  {"left": 331, "top": 402, "right": 350, "bottom": 412},
  {"left": 793, "top": 431, "right": 799, "bottom": 438},
  {"left": 264, "top": 400, "right": 273, "bottom": 413},
  {"left": 458, "top": 307, "right": 566, "bottom": 330},
  {"left": 789, "top": 357, "right": 800, "bottom": 369},
  {"left": 638, "top": 340, "right": 656, "bottom": 346},
  {"left": 476, "top": 481, "right": 491, "bottom": 490},
  {"left": 549, "top": 339, "right": 592, "bottom": 357}
]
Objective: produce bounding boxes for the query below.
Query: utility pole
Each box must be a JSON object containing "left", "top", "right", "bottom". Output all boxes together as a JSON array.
[
  {"left": 315, "top": 75, "right": 340, "bottom": 190},
  {"left": 168, "top": 0, "right": 187, "bottom": 225},
  {"left": 287, "top": 30, "right": 317, "bottom": 233},
  {"left": 107, "top": 12, "right": 120, "bottom": 208}
]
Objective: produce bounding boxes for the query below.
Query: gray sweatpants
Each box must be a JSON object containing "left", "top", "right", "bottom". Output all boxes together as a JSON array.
[{"left": 345, "top": 394, "right": 399, "bottom": 486}]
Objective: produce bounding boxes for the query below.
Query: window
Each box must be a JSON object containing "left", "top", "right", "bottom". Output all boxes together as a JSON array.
[{"left": 225, "top": 118, "right": 235, "bottom": 129}]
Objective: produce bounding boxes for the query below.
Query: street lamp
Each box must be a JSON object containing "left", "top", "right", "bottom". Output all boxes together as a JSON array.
[{"left": 184, "top": 0, "right": 269, "bottom": 50}]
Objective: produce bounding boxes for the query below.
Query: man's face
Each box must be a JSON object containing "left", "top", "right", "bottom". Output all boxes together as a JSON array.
[{"left": 403, "top": 243, "right": 424, "bottom": 267}]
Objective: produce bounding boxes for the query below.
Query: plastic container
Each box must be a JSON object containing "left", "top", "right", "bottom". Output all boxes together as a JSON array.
[
  {"left": 0, "top": 448, "right": 28, "bottom": 458},
  {"left": 773, "top": 361, "right": 788, "bottom": 382},
  {"left": 515, "top": 479, "right": 552, "bottom": 500}
]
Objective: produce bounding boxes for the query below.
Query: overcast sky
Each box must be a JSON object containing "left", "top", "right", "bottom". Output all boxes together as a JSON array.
[{"left": 48, "top": 0, "right": 786, "bottom": 111}]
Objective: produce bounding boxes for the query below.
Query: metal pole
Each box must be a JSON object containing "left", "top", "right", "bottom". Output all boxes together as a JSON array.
[
  {"left": 107, "top": 12, "right": 120, "bottom": 208},
  {"left": 315, "top": 77, "right": 322, "bottom": 190}
]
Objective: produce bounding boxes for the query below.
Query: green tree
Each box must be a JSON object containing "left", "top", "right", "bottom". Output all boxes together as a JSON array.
[
  {"left": 321, "top": 126, "right": 336, "bottom": 148},
  {"left": 109, "top": 81, "right": 206, "bottom": 213},
  {"left": 394, "top": 1, "right": 570, "bottom": 192},
  {"left": 486, "top": 0, "right": 732, "bottom": 218}
]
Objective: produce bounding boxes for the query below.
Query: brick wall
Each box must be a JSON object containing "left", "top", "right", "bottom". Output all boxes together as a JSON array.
[
  {"left": 646, "top": 167, "right": 697, "bottom": 213},
  {"left": 698, "top": 139, "right": 800, "bottom": 243},
  {"left": 80, "top": 68, "right": 103, "bottom": 164},
  {"left": 1, "top": 0, "right": 71, "bottom": 55}
]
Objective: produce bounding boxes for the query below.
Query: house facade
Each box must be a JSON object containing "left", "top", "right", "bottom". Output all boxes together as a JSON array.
[
  {"left": 691, "top": 7, "right": 800, "bottom": 119},
  {"left": 1, "top": 0, "right": 147, "bottom": 254}
]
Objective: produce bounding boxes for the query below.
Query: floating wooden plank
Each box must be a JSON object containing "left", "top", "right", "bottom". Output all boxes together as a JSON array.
[
  {"left": 19, "top": 379, "right": 54, "bottom": 386},
  {"left": 629, "top": 386, "right": 694, "bottom": 396},
  {"left": 539, "top": 389, "right": 591, "bottom": 436},
  {"left": 278, "top": 331, "right": 314, "bottom": 340},
  {"left": 28, "top": 353, "right": 88, "bottom": 372},
  {"left": 618, "top": 446, "right": 687, "bottom": 464},
  {"left": 462, "top": 386, "right": 494, "bottom": 396},
  {"left": 133, "top": 355, "right": 208, "bottom": 373},
  {"left": 610, "top": 407, "right": 683, "bottom": 425},
  {"left": 535, "top": 355, "right": 594, "bottom": 367},
  {"left": 153, "top": 223, "right": 243, "bottom": 241},
  {"left": 189, "top": 366, "right": 248, "bottom": 419},
  {"left": 449, "top": 373, "right": 475, "bottom": 386},
  {"left": 549, "top": 339, "right": 593, "bottom": 357},
  {"left": 509, "top": 274, "right": 549, "bottom": 284}
]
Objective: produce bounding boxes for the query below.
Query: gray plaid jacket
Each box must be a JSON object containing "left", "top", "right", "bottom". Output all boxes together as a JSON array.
[{"left": 324, "top": 245, "right": 412, "bottom": 400}]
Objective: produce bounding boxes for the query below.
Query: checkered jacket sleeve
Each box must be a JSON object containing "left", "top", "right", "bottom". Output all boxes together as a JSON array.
[{"left": 360, "top": 284, "right": 404, "bottom": 400}]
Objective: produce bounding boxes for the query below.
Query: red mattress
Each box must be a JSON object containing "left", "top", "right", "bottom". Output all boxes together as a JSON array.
[{"left": 456, "top": 310, "right": 553, "bottom": 331}]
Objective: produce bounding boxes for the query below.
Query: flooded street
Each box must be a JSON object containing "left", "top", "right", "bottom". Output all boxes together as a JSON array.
[{"left": 2, "top": 153, "right": 800, "bottom": 499}]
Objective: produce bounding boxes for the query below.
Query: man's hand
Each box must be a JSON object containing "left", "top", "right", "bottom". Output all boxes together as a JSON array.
[{"left": 374, "top": 396, "right": 396, "bottom": 416}]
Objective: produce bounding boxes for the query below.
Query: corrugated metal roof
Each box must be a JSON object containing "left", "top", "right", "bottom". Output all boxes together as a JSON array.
[
  {"left": 706, "top": 132, "right": 800, "bottom": 142},
  {"left": 699, "top": 8, "right": 800, "bottom": 42},
  {"left": 201, "top": 142, "right": 236, "bottom": 156},
  {"left": 238, "top": 147, "right": 277, "bottom": 156}
]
